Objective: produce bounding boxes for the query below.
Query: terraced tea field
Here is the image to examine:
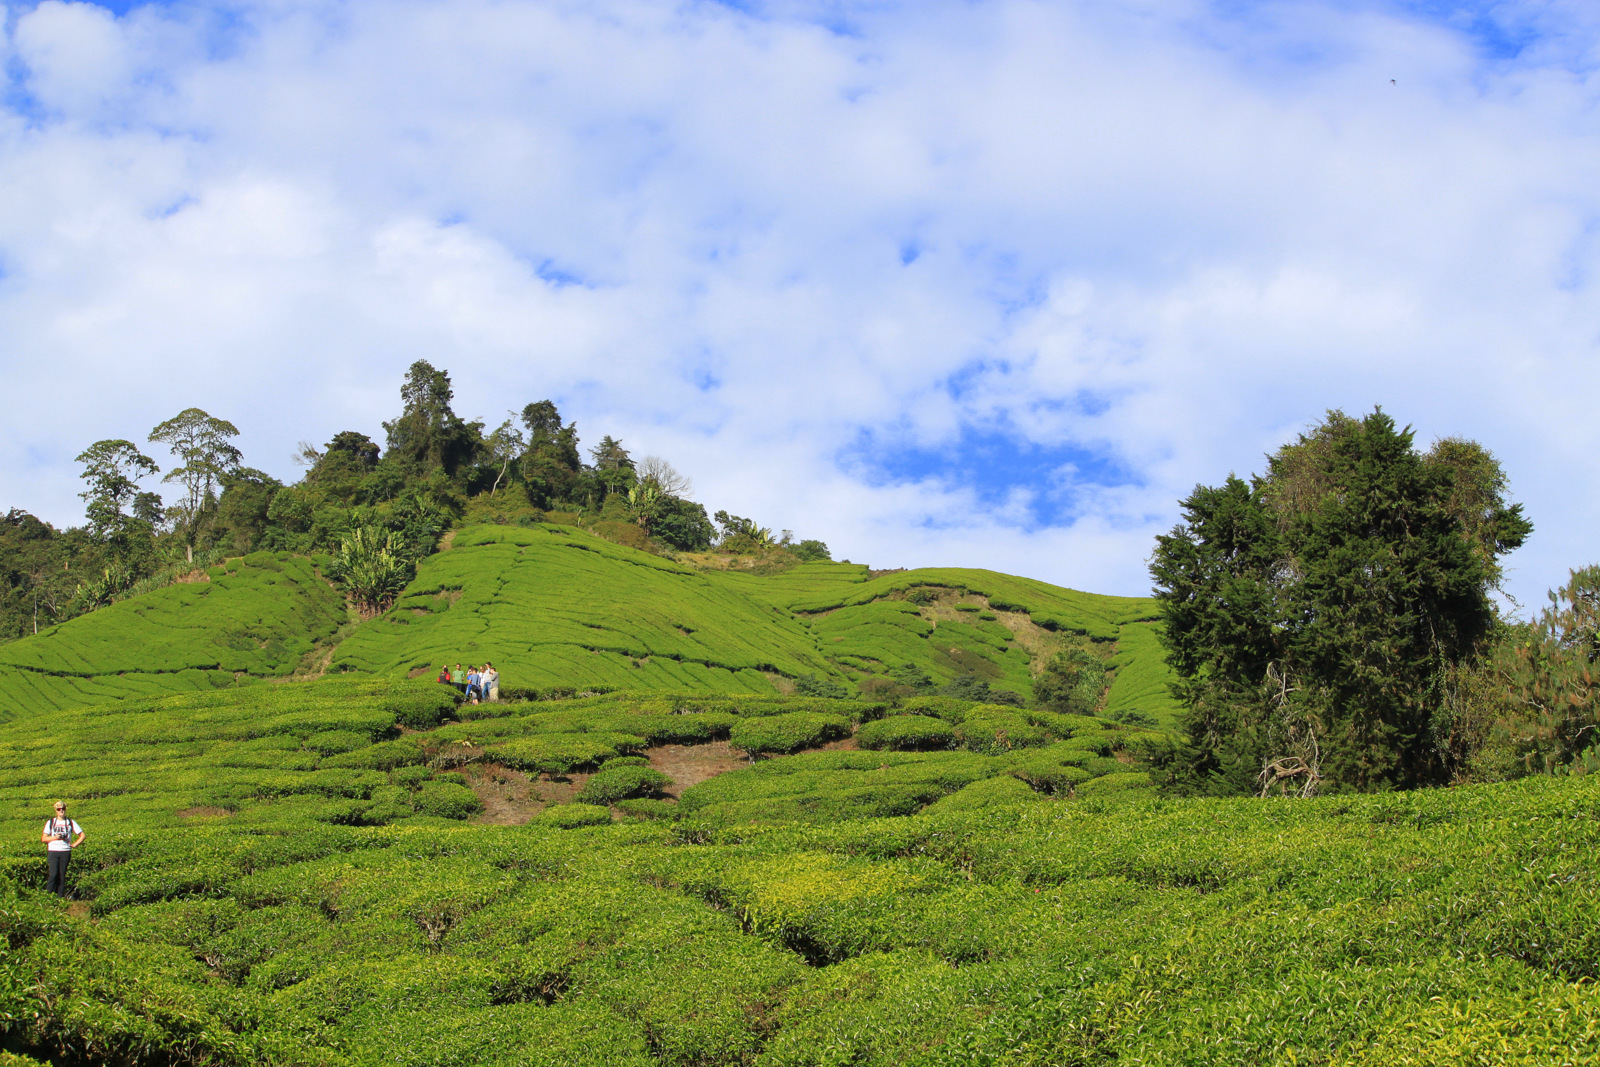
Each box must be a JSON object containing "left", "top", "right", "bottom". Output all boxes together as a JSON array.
[
  {"left": 2, "top": 677, "right": 1596, "bottom": 1066},
  {"left": 338, "top": 525, "right": 1185, "bottom": 725},
  {"left": 0, "top": 553, "right": 346, "bottom": 722},
  {"left": 0, "top": 525, "right": 1183, "bottom": 728}
]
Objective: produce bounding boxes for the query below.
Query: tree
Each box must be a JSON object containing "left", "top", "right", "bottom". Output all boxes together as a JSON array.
[
  {"left": 520, "top": 400, "right": 582, "bottom": 509},
  {"left": 76, "top": 440, "right": 159, "bottom": 545},
  {"left": 650, "top": 498, "right": 715, "bottom": 551},
  {"left": 307, "top": 432, "right": 381, "bottom": 505},
  {"left": 1151, "top": 409, "right": 1532, "bottom": 794},
  {"left": 382, "top": 361, "right": 479, "bottom": 477},
  {"left": 484, "top": 419, "right": 525, "bottom": 497},
  {"left": 588, "top": 435, "right": 635, "bottom": 503},
  {"left": 1497, "top": 566, "right": 1600, "bottom": 775},
  {"left": 215, "top": 469, "right": 283, "bottom": 553},
  {"left": 148, "top": 408, "right": 242, "bottom": 557},
  {"left": 636, "top": 455, "right": 692, "bottom": 498},
  {"left": 1033, "top": 647, "right": 1105, "bottom": 715}
]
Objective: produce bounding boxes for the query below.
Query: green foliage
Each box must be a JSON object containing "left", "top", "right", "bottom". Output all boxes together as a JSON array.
[
  {"left": 1152, "top": 409, "right": 1532, "bottom": 794},
  {"left": 538, "top": 803, "right": 613, "bottom": 828},
  {"left": 7, "top": 671, "right": 1595, "bottom": 1064},
  {"left": 0, "top": 552, "right": 346, "bottom": 720},
  {"left": 856, "top": 714, "right": 956, "bottom": 751},
  {"left": 576, "top": 765, "right": 673, "bottom": 805},
  {"left": 327, "top": 525, "right": 416, "bottom": 617},
  {"left": 922, "top": 773, "right": 1042, "bottom": 814},
  {"left": 729, "top": 712, "right": 852, "bottom": 756},
  {"left": 792, "top": 673, "right": 848, "bottom": 699},
  {"left": 333, "top": 523, "right": 846, "bottom": 693},
  {"left": 940, "top": 674, "right": 1023, "bottom": 706},
  {"left": 1496, "top": 565, "right": 1600, "bottom": 775},
  {"left": 412, "top": 780, "right": 484, "bottom": 820},
  {"left": 1032, "top": 646, "right": 1105, "bottom": 715}
]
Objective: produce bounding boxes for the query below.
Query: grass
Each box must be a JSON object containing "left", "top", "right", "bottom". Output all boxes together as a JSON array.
[{"left": 0, "top": 552, "right": 346, "bottom": 722}]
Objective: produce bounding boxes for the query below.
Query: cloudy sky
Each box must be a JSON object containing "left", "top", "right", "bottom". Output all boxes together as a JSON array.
[{"left": 1, "top": 0, "right": 1596, "bottom": 607}]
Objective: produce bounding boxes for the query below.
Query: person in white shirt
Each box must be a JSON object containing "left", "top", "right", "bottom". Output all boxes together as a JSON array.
[
  {"left": 41, "top": 801, "right": 85, "bottom": 898},
  {"left": 484, "top": 663, "right": 499, "bottom": 702}
]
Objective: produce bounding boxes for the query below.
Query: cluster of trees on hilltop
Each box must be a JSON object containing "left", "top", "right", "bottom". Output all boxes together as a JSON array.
[
  {"left": 1151, "top": 408, "right": 1599, "bottom": 795},
  {"left": 0, "top": 360, "right": 829, "bottom": 637}
]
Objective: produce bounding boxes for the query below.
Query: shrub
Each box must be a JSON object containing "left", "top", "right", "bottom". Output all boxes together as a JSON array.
[
  {"left": 576, "top": 766, "right": 673, "bottom": 805},
  {"left": 489, "top": 733, "right": 644, "bottom": 774},
  {"left": 794, "top": 674, "right": 850, "bottom": 699},
  {"left": 538, "top": 803, "right": 612, "bottom": 828},
  {"left": 955, "top": 709, "right": 1050, "bottom": 755},
  {"left": 391, "top": 764, "right": 433, "bottom": 790},
  {"left": 304, "top": 730, "right": 369, "bottom": 756},
  {"left": 729, "top": 712, "right": 851, "bottom": 756},
  {"left": 856, "top": 716, "right": 956, "bottom": 751},
  {"left": 923, "top": 775, "right": 1042, "bottom": 814},
  {"left": 598, "top": 756, "right": 651, "bottom": 771},
  {"left": 1075, "top": 770, "right": 1154, "bottom": 797},
  {"left": 616, "top": 798, "right": 678, "bottom": 820},
  {"left": 1004, "top": 753, "right": 1093, "bottom": 795},
  {"left": 412, "top": 781, "right": 483, "bottom": 819},
  {"left": 324, "top": 738, "right": 426, "bottom": 771}
]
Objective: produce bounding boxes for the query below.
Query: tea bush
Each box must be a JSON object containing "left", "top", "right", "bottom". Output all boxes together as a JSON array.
[
  {"left": 538, "top": 803, "right": 613, "bottom": 828},
  {"left": 856, "top": 715, "right": 955, "bottom": 751},
  {"left": 729, "top": 712, "right": 852, "bottom": 756},
  {"left": 412, "top": 781, "right": 484, "bottom": 819},
  {"left": 576, "top": 766, "right": 672, "bottom": 805}
]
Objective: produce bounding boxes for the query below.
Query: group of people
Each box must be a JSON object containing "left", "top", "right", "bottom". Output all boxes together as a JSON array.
[{"left": 438, "top": 662, "right": 499, "bottom": 704}]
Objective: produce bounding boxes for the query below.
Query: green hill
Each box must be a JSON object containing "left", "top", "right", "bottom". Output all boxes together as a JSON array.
[
  {"left": 336, "top": 524, "right": 1182, "bottom": 723},
  {"left": 0, "top": 552, "right": 346, "bottom": 722},
  {"left": 0, "top": 524, "right": 1183, "bottom": 727},
  {"left": 0, "top": 677, "right": 1595, "bottom": 1066}
]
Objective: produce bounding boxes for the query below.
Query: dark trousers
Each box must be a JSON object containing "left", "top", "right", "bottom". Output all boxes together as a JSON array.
[{"left": 45, "top": 850, "right": 71, "bottom": 897}]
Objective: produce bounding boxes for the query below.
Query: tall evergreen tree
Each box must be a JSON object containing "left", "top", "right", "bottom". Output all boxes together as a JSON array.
[
  {"left": 1151, "top": 409, "right": 1532, "bottom": 794},
  {"left": 383, "top": 361, "right": 479, "bottom": 477},
  {"left": 519, "top": 400, "right": 581, "bottom": 508}
]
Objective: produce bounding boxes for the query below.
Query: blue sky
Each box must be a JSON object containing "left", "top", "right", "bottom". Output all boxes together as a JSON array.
[{"left": 1, "top": 0, "right": 1598, "bottom": 606}]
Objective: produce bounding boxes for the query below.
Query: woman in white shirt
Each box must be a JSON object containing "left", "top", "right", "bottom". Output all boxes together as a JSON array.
[{"left": 41, "top": 801, "right": 85, "bottom": 898}]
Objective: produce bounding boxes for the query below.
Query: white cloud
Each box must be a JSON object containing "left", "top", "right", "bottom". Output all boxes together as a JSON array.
[{"left": 1, "top": 0, "right": 1597, "bottom": 607}]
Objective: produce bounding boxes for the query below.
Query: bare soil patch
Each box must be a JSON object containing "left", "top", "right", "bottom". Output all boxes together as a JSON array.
[
  {"left": 646, "top": 740, "right": 751, "bottom": 792},
  {"left": 175, "top": 806, "right": 232, "bottom": 820},
  {"left": 465, "top": 761, "right": 595, "bottom": 826}
]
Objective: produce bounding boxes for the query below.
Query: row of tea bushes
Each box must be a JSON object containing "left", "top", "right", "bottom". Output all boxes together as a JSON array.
[{"left": 6, "top": 776, "right": 1600, "bottom": 1064}]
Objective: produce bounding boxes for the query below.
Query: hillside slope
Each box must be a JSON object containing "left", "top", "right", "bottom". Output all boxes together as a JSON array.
[
  {"left": 337, "top": 526, "right": 1182, "bottom": 721},
  {"left": 0, "top": 553, "right": 346, "bottom": 721},
  {"left": 0, "top": 525, "right": 1183, "bottom": 725},
  {"left": 332, "top": 525, "right": 844, "bottom": 691}
]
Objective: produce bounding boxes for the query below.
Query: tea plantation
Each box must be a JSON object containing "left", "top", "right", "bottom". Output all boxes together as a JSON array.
[
  {"left": 0, "top": 553, "right": 346, "bottom": 722},
  {"left": 2, "top": 678, "right": 1598, "bottom": 1065},
  {"left": 333, "top": 525, "right": 1184, "bottom": 725},
  {"left": 0, "top": 526, "right": 1184, "bottom": 729}
]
